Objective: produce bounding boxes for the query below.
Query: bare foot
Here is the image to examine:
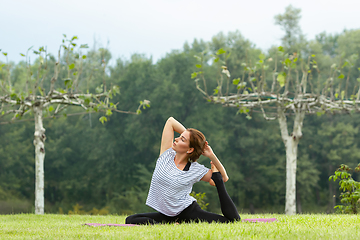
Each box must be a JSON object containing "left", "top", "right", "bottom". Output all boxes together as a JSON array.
[{"left": 210, "top": 161, "right": 219, "bottom": 173}]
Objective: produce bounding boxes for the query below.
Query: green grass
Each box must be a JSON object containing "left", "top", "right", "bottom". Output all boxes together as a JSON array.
[{"left": 1, "top": 214, "right": 360, "bottom": 239}]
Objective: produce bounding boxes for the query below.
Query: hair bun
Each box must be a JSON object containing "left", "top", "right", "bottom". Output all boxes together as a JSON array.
[{"left": 187, "top": 128, "right": 206, "bottom": 162}]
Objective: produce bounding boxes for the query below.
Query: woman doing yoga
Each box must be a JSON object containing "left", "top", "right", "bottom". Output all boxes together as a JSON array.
[{"left": 126, "top": 117, "right": 240, "bottom": 224}]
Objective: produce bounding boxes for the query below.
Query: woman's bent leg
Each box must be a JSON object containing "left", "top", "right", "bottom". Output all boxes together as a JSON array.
[
  {"left": 211, "top": 172, "right": 241, "bottom": 221},
  {"left": 177, "top": 201, "right": 229, "bottom": 223},
  {"left": 125, "top": 212, "right": 175, "bottom": 225}
]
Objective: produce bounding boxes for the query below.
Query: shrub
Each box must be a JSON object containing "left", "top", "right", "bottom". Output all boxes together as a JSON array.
[
  {"left": 190, "top": 191, "right": 209, "bottom": 210},
  {"left": 329, "top": 164, "right": 360, "bottom": 214},
  {"left": 64, "top": 203, "right": 109, "bottom": 215}
]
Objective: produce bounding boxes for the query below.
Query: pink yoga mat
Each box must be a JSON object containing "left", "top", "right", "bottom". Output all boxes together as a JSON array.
[{"left": 85, "top": 218, "right": 277, "bottom": 227}]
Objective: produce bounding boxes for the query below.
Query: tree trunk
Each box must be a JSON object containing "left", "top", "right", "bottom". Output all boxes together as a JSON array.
[
  {"left": 278, "top": 104, "right": 305, "bottom": 215},
  {"left": 284, "top": 134, "right": 298, "bottom": 215},
  {"left": 33, "top": 105, "right": 46, "bottom": 214}
]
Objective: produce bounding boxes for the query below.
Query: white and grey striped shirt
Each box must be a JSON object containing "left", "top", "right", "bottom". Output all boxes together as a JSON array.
[{"left": 146, "top": 148, "right": 209, "bottom": 216}]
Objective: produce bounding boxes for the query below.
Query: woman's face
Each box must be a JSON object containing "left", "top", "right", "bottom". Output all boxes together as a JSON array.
[{"left": 172, "top": 130, "right": 192, "bottom": 154}]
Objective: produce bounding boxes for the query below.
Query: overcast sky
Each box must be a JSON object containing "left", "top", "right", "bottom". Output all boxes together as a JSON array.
[{"left": 1, "top": 0, "right": 359, "bottom": 64}]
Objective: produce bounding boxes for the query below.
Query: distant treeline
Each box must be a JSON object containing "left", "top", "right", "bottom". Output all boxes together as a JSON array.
[{"left": 1, "top": 28, "right": 360, "bottom": 214}]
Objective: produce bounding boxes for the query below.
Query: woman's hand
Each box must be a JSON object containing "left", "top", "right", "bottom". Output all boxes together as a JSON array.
[
  {"left": 201, "top": 143, "right": 229, "bottom": 184},
  {"left": 203, "top": 142, "right": 229, "bottom": 182},
  {"left": 202, "top": 141, "right": 214, "bottom": 158}
]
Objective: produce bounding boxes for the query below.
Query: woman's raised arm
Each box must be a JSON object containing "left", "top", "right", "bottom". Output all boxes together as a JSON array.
[
  {"left": 160, "top": 117, "right": 186, "bottom": 155},
  {"left": 202, "top": 142, "right": 229, "bottom": 182}
]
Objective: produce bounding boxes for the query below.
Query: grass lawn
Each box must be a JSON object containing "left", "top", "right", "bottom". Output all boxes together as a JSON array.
[{"left": 1, "top": 214, "right": 360, "bottom": 239}]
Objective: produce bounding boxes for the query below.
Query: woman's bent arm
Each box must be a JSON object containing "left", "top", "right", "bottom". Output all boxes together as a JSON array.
[
  {"left": 208, "top": 154, "right": 229, "bottom": 182},
  {"left": 160, "top": 117, "right": 186, "bottom": 155},
  {"left": 202, "top": 142, "right": 229, "bottom": 182}
]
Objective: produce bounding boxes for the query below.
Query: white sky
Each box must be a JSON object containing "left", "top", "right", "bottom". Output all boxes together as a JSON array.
[{"left": 1, "top": 0, "right": 359, "bottom": 64}]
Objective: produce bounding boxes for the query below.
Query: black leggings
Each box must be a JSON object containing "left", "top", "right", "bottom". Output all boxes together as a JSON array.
[{"left": 125, "top": 172, "right": 241, "bottom": 224}]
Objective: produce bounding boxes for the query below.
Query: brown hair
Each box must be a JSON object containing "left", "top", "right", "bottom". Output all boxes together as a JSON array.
[{"left": 187, "top": 128, "right": 206, "bottom": 162}]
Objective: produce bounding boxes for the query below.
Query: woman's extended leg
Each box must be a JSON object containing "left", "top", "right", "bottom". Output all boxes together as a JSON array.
[
  {"left": 211, "top": 170, "right": 241, "bottom": 221},
  {"left": 177, "top": 201, "right": 229, "bottom": 223},
  {"left": 176, "top": 170, "right": 240, "bottom": 223},
  {"left": 125, "top": 212, "right": 175, "bottom": 225}
]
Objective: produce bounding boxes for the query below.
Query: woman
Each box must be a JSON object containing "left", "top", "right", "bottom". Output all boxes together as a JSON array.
[{"left": 126, "top": 117, "right": 240, "bottom": 224}]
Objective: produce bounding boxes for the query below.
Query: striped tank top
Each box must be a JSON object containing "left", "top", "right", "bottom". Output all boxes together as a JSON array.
[{"left": 146, "top": 148, "right": 209, "bottom": 216}]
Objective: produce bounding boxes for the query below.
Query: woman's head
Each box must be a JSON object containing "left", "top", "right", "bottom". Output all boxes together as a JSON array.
[
  {"left": 186, "top": 128, "right": 206, "bottom": 162},
  {"left": 173, "top": 128, "right": 206, "bottom": 162}
]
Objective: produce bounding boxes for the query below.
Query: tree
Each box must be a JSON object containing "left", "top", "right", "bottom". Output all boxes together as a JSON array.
[
  {"left": 0, "top": 35, "right": 149, "bottom": 214},
  {"left": 274, "top": 5, "right": 306, "bottom": 53},
  {"left": 193, "top": 26, "right": 360, "bottom": 214}
]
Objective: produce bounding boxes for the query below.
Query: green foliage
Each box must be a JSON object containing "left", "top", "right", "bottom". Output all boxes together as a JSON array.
[
  {"left": 190, "top": 192, "right": 209, "bottom": 210},
  {"left": 216, "top": 48, "right": 226, "bottom": 55},
  {"left": 99, "top": 116, "right": 107, "bottom": 124},
  {"left": 277, "top": 73, "right": 286, "bottom": 87},
  {"left": 329, "top": 164, "right": 360, "bottom": 214},
  {"left": 0, "top": 200, "right": 32, "bottom": 214},
  {"left": 65, "top": 203, "right": 109, "bottom": 215},
  {"left": 274, "top": 5, "right": 305, "bottom": 53}
]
